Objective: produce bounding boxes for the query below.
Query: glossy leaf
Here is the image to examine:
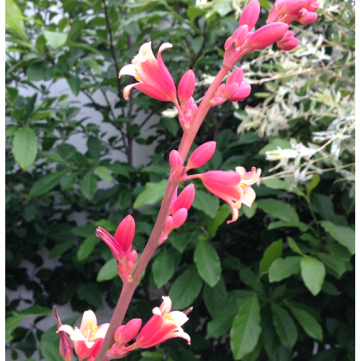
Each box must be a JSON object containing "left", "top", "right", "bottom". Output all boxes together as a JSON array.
[
  {"left": 12, "top": 126, "right": 38, "bottom": 171},
  {"left": 269, "top": 257, "right": 301, "bottom": 282},
  {"left": 193, "top": 190, "right": 219, "bottom": 218},
  {"left": 30, "top": 170, "right": 68, "bottom": 196},
  {"left": 152, "top": 249, "right": 175, "bottom": 289},
  {"left": 300, "top": 256, "right": 325, "bottom": 296},
  {"left": 133, "top": 180, "right": 168, "bottom": 209},
  {"left": 259, "top": 239, "right": 283, "bottom": 274},
  {"left": 257, "top": 199, "right": 299, "bottom": 223},
  {"left": 321, "top": 221, "right": 355, "bottom": 255}
]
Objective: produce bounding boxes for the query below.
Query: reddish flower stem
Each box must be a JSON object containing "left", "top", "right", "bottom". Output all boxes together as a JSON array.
[{"left": 94, "top": 65, "right": 231, "bottom": 361}]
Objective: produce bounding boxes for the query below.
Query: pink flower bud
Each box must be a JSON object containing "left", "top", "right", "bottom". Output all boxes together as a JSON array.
[
  {"left": 172, "top": 208, "right": 188, "bottom": 228},
  {"left": 275, "top": 0, "right": 308, "bottom": 15},
  {"left": 232, "top": 25, "right": 249, "bottom": 47},
  {"left": 169, "top": 150, "right": 184, "bottom": 171},
  {"left": 173, "top": 184, "right": 195, "bottom": 213},
  {"left": 243, "top": 23, "right": 289, "bottom": 50},
  {"left": 298, "top": 9, "right": 318, "bottom": 24},
  {"left": 305, "top": 0, "right": 319, "bottom": 12},
  {"left": 114, "top": 325, "right": 125, "bottom": 342},
  {"left": 222, "top": 83, "right": 239, "bottom": 98},
  {"left": 200, "top": 171, "right": 241, "bottom": 187},
  {"left": 59, "top": 330, "right": 73, "bottom": 361},
  {"left": 164, "top": 216, "right": 174, "bottom": 231},
  {"left": 187, "top": 141, "right": 216, "bottom": 170},
  {"left": 277, "top": 30, "right": 299, "bottom": 50},
  {"left": 114, "top": 215, "right": 135, "bottom": 254},
  {"left": 267, "top": 7, "right": 280, "bottom": 23},
  {"left": 227, "top": 68, "right": 244, "bottom": 86},
  {"left": 115, "top": 319, "right": 142, "bottom": 343},
  {"left": 228, "top": 81, "right": 251, "bottom": 101},
  {"left": 127, "top": 249, "right": 138, "bottom": 263},
  {"left": 239, "top": 0, "right": 260, "bottom": 30},
  {"left": 178, "top": 70, "right": 196, "bottom": 105}
]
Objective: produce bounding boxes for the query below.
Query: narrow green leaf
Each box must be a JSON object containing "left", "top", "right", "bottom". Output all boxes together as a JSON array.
[
  {"left": 230, "top": 295, "right": 262, "bottom": 360},
  {"left": 307, "top": 174, "right": 320, "bottom": 194},
  {"left": 257, "top": 199, "right": 299, "bottom": 223},
  {"left": 269, "top": 257, "right": 301, "bottom": 282},
  {"left": 259, "top": 239, "right": 283, "bottom": 274},
  {"left": 268, "top": 221, "right": 309, "bottom": 232},
  {"left": 87, "top": 136, "right": 102, "bottom": 159},
  {"left": 203, "top": 277, "right": 227, "bottom": 317},
  {"left": 194, "top": 240, "right": 221, "bottom": 287},
  {"left": 67, "top": 75, "right": 81, "bottom": 96},
  {"left": 30, "top": 170, "right": 68, "bottom": 196},
  {"left": 80, "top": 172, "right": 98, "bottom": 200},
  {"left": 12, "top": 126, "right": 38, "bottom": 171},
  {"left": 300, "top": 256, "right": 325, "bottom": 296},
  {"left": 17, "top": 305, "right": 52, "bottom": 316},
  {"left": 152, "top": 249, "right": 175, "bottom": 289},
  {"left": 78, "top": 236, "right": 99, "bottom": 261},
  {"left": 97, "top": 258, "right": 117, "bottom": 282},
  {"left": 133, "top": 180, "right": 168, "bottom": 209},
  {"left": 5, "top": 0, "right": 28, "bottom": 40},
  {"left": 169, "top": 266, "right": 203, "bottom": 310},
  {"left": 49, "top": 241, "right": 73, "bottom": 259},
  {"left": 271, "top": 303, "right": 298, "bottom": 349},
  {"left": 287, "top": 237, "right": 303, "bottom": 255},
  {"left": 289, "top": 305, "right": 323, "bottom": 341},
  {"left": 320, "top": 221, "right": 355, "bottom": 255},
  {"left": 317, "top": 253, "right": 347, "bottom": 279},
  {"left": 193, "top": 190, "right": 219, "bottom": 218},
  {"left": 6, "top": 315, "right": 24, "bottom": 342},
  {"left": 61, "top": 173, "right": 78, "bottom": 191}
]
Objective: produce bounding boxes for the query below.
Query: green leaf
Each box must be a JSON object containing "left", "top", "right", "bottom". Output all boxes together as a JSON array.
[
  {"left": 163, "top": 118, "right": 179, "bottom": 136},
  {"left": 300, "top": 256, "right": 325, "bottom": 296},
  {"left": 77, "top": 282, "right": 103, "bottom": 308},
  {"left": 320, "top": 221, "right": 355, "bottom": 255},
  {"left": 263, "top": 178, "right": 292, "bottom": 191},
  {"left": 87, "top": 136, "right": 102, "bottom": 159},
  {"left": 152, "top": 249, "right": 175, "bottom": 289},
  {"left": 80, "top": 172, "right": 98, "bottom": 200},
  {"left": 33, "top": 110, "right": 55, "bottom": 119},
  {"left": 6, "top": 315, "right": 24, "bottom": 342},
  {"left": 271, "top": 303, "right": 298, "bottom": 349},
  {"left": 169, "top": 266, "right": 203, "bottom": 310},
  {"left": 44, "top": 31, "right": 67, "bottom": 49},
  {"left": 257, "top": 199, "right": 299, "bottom": 223},
  {"left": 40, "top": 340, "right": 63, "bottom": 361},
  {"left": 289, "top": 305, "right": 323, "bottom": 341},
  {"left": 203, "top": 277, "right": 227, "bottom": 317},
  {"left": 287, "top": 237, "right": 303, "bottom": 255},
  {"left": 259, "top": 239, "right": 283, "bottom": 274},
  {"left": 317, "top": 253, "right": 347, "bottom": 279},
  {"left": 27, "top": 62, "right": 45, "bottom": 81},
  {"left": 307, "top": 174, "right": 320, "bottom": 194},
  {"left": 5, "top": 0, "right": 28, "bottom": 41},
  {"left": 95, "top": 219, "right": 117, "bottom": 232},
  {"left": 12, "top": 126, "right": 38, "bottom": 171},
  {"left": 207, "top": 204, "right": 231, "bottom": 237},
  {"left": 312, "top": 193, "right": 335, "bottom": 221},
  {"left": 230, "top": 295, "right": 261, "bottom": 360},
  {"left": 72, "top": 223, "right": 96, "bottom": 237},
  {"left": 17, "top": 305, "right": 52, "bottom": 316},
  {"left": 94, "top": 166, "right": 112, "bottom": 182},
  {"left": 190, "top": 36, "right": 204, "bottom": 53},
  {"left": 133, "top": 180, "right": 168, "bottom": 209},
  {"left": 30, "top": 170, "right": 68, "bottom": 197},
  {"left": 243, "top": 203, "right": 257, "bottom": 219},
  {"left": 67, "top": 75, "right": 81, "bottom": 96},
  {"left": 61, "top": 173, "right": 78, "bottom": 191},
  {"left": 194, "top": 240, "right": 221, "bottom": 287},
  {"left": 97, "top": 258, "right": 118, "bottom": 282},
  {"left": 268, "top": 221, "right": 309, "bottom": 232},
  {"left": 269, "top": 257, "right": 301, "bottom": 282},
  {"left": 85, "top": 58, "right": 102, "bottom": 75},
  {"left": 49, "top": 241, "right": 74, "bottom": 259},
  {"left": 259, "top": 138, "right": 290, "bottom": 155},
  {"left": 192, "top": 190, "right": 219, "bottom": 218},
  {"left": 78, "top": 236, "right": 99, "bottom": 261}
]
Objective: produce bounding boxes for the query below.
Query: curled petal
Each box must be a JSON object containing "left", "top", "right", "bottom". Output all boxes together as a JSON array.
[
  {"left": 119, "top": 64, "right": 136, "bottom": 78},
  {"left": 241, "top": 186, "right": 257, "bottom": 207},
  {"left": 57, "top": 325, "right": 74, "bottom": 336},
  {"left": 159, "top": 296, "right": 172, "bottom": 317},
  {"left": 124, "top": 83, "right": 170, "bottom": 101},
  {"left": 168, "top": 311, "right": 189, "bottom": 326}
]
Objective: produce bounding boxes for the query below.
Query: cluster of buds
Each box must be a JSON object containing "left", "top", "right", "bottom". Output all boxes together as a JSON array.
[
  {"left": 211, "top": 69, "right": 251, "bottom": 106},
  {"left": 56, "top": 297, "right": 190, "bottom": 361},
  {"left": 159, "top": 183, "right": 195, "bottom": 244},
  {"left": 96, "top": 215, "right": 137, "bottom": 283},
  {"left": 268, "top": 0, "right": 319, "bottom": 50}
]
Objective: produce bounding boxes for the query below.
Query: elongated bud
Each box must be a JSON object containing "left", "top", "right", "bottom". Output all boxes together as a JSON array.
[
  {"left": 169, "top": 150, "right": 184, "bottom": 171},
  {"left": 228, "top": 81, "right": 251, "bottom": 101},
  {"left": 277, "top": 30, "right": 299, "bottom": 51},
  {"left": 127, "top": 249, "right": 138, "bottom": 263},
  {"left": 232, "top": 25, "right": 249, "bottom": 47},
  {"left": 243, "top": 23, "right": 289, "bottom": 50},
  {"left": 115, "top": 215, "right": 135, "bottom": 253},
  {"left": 298, "top": 9, "right": 318, "bottom": 24},
  {"left": 172, "top": 208, "right": 188, "bottom": 229},
  {"left": 164, "top": 216, "right": 174, "bottom": 231},
  {"left": 200, "top": 171, "right": 241, "bottom": 186},
  {"left": 227, "top": 68, "right": 244, "bottom": 86},
  {"left": 275, "top": 0, "right": 308, "bottom": 15},
  {"left": 173, "top": 184, "right": 195, "bottom": 213},
  {"left": 222, "top": 83, "right": 239, "bottom": 98},
  {"left": 178, "top": 70, "right": 196, "bottom": 105},
  {"left": 267, "top": 7, "right": 280, "bottom": 23},
  {"left": 53, "top": 306, "right": 73, "bottom": 361},
  {"left": 115, "top": 319, "right": 142, "bottom": 344},
  {"left": 239, "top": 0, "right": 260, "bottom": 30},
  {"left": 306, "top": 0, "right": 319, "bottom": 12},
  {"left": 187, "top": 141, "right": 216, "bottom": 170}
]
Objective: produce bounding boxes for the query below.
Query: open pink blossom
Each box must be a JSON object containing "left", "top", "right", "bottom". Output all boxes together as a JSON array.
[
  {"left": 57, "top": 310, "right": 109, "bottom": 360},
  {"left": 235, "top": 167, "right": 262, "bottom": 209},
  {"left": 119, "top": 42, "right": 177, "bottom": 103},
  {"left": 126, "top": 296, "right": 190, "bottom": 350}
]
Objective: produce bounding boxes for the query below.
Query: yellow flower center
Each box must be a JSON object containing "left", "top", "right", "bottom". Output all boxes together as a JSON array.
[
  {"left": 240, "top": 183, "right": 246, "bottom": 188},
  {"left": 135, "top": 76, "right": 141, "bottom": 81}
]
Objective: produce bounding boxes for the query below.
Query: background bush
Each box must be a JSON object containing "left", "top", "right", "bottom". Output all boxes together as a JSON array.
[{"left": 6, "top": 0, "right": 355, "bottom": 360}]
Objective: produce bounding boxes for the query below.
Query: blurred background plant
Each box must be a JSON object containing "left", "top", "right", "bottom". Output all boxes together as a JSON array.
[{"left": 6, "top": 0, "right": 354, "bottom": 360}]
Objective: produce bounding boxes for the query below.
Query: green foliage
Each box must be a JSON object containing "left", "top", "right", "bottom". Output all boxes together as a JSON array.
[{"left": 6, "top": 0, "right": 354, "bottom": 360}]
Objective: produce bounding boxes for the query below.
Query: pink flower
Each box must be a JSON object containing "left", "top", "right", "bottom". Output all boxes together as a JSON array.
[
  {"left": 96, "top": 215, "right": 137, "bottom": 282},
  {"left": 277, "top": 30, "right": 299, "bottom": 50},
  {"left": 119, "top": 42, "right": 177, "bottom": 103},
  {"left": 235, "top": 166, "right": 262, "bottom": 209},
  {"left": 57, "top": 310, "right": 109, "bottom": 360},
  {"left": 178, "top": 70, "right": 196, "bottom": 105},
  {"left": 186, "top": 141, "right": 216, "bottom": 170},
  {"left": 128, "top": 296, "right": 190, "bottom": 350},
  {"left": 179, "top": 96, "right": 198, "bottom": 130}
]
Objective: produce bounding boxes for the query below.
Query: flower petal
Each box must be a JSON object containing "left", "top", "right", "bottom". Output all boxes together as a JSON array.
[
  {"left": 124, "top": 83, "right": 170, "bottom": 101},
  {"left": 119, "top": 64, "right": 137, "bottom": 78},
  {"left": 168, "top": 311, "right": 189, "bottom": 326},
  {"left": 159, "top": 296, "right": 172, "bottom": 317},
  {"left": 80, "top": 310, "right": 97, "bottom": 334},
  {"left": 241, "top": 186, "right": 257, "bottom": 207},
  {"left": 57, "top": 325, "right": 74, "bottom": 336}
]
